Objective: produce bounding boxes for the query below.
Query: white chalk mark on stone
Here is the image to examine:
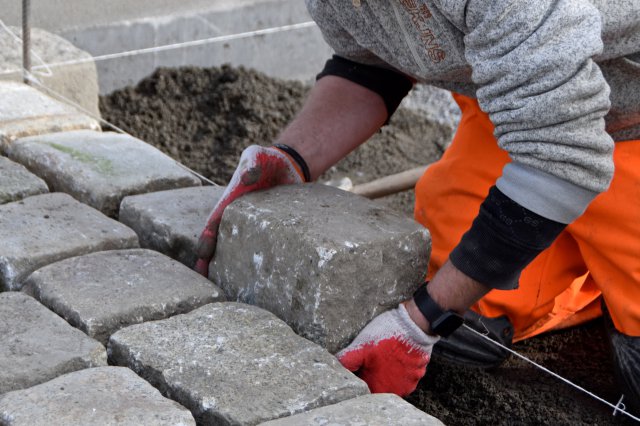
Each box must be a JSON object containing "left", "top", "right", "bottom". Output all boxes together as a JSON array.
[
  {"left": 253, "top": 253, "right": 263, "bottom": 270},
  {"left": 316, "top": 247, "right": 337, "bottom": 268}
]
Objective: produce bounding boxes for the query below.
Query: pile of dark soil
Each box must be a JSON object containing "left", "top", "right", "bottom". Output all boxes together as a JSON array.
[
  {"left": 100, "top": 66, "right": 632, "bottom": 425},
  {"left": 99, "top": 65, "right": 450, "bottom": 215}
]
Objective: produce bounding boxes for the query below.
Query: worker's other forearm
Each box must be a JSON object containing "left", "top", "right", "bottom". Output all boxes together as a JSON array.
[
  {"left": 404, "top": 260, "right": 492, "bottom": 334},
  {"left": 275, "top": 75, "right": 388, "bottom": 181}
]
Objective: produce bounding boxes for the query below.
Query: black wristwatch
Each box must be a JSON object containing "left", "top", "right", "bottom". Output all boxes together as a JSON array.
[{"left": 413, "top": 284, "right": 464, "bottom": 337}]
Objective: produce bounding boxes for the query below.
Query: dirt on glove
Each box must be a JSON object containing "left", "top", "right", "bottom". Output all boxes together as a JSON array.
[{"left": 100, "top": 65, "right": 632, "bottom": 426}]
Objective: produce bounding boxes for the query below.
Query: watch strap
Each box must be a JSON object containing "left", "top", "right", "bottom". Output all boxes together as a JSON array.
[{"left": 413, "top": 283, "right": 463, "bottom": 337}]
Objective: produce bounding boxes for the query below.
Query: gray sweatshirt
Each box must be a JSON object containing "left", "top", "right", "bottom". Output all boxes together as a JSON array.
[{"left": 306, "top": 0, "right": 640, "bottom": 224}]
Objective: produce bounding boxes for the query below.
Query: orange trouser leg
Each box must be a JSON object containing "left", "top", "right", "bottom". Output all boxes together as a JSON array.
[
  {"left": 567, "top": 140, "right": 640, "bottom": 336},
  {"left": 413, "top": 93, "right": 640, "bottom": 341}
]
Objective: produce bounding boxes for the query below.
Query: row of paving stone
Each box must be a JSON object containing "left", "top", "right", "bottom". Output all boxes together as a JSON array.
[{"left": 0, "top": 80, "right": 442, "bottom": 425}]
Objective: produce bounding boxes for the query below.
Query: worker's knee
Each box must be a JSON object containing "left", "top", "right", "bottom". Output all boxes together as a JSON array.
[{"left": 604, "top": 303, "right": 640, "bottom": 415}]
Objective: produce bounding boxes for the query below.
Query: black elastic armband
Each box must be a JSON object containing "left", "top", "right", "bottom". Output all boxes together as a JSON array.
[
  {"left": 272, "top": 143, "right": 311, "bottom": 182},
  {"left": 316, "top": 55, "right": 413, "bottom": 123},
  {"left": 449, "top": 186, "right": 567, "bottom": 290}
]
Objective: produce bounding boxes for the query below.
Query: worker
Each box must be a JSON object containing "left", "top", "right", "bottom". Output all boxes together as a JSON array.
[{"left": 194, "top": 0, "right": 640, "bottom": 413}]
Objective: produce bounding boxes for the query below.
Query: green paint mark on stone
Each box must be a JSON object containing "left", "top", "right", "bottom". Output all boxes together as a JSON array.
[{"left": 47, "top": 142, "right": 115, "bottom": 174}]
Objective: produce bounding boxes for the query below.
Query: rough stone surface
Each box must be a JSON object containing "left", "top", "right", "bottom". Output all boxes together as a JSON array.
[
  {"left": 0, "top": 26, "right": 101, "bottom": 118},
  {"left": 6, "top": 130, "right": 202, "bottom": 217},
  {"left": 0, "top": 82, "right": 99, "bottom": 152},
  {"left": 0, "top": 292, "right": 107, "bottom": 394},
  {"left": 108, "top": 302, "right": 369, "bottom": 425},
  {"left": 0, "top": 193, "right": 139, "bottom": 291},
  {"left": 0, "top": 366, "right": 196, "bottom": 425},
  {"left": 120, "top": 186, "right": 225, "bottom": 267},
  {"left": 22, "top": 249, "right": 226, "bottom": 345},
  {"left": 0, "top": 156, "right": 48, "bottom": 204},
  {"left": 210, "top": 184, "right": 431, "bottom": 353},
  {"left": 259, "top": 393, "right": 444, "bottom": 426}
]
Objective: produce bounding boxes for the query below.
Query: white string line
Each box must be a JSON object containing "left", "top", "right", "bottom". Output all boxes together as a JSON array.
[
  {"left": 463, "top": 324, "right": 640, "bottom": 422},
  {"left": 0, "top": 21, "right": 317, "bottom": 77},
  {"left": 25, "top": 73, "right": 218, "bottom": 186}
]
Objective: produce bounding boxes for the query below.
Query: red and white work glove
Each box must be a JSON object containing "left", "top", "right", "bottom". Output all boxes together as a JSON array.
[
  {"left": 337, "top": 304, "right": 439, "bottom": 397},
  {"left": 194, "top": 144, "right": 308, "bottom": 276}
]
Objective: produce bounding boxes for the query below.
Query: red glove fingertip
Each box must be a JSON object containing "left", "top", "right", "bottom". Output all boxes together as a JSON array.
[
  {"left": 338, "top": 347, "right": 366, "bottom": 373},
  {"left": 194, "top": 258, "right": 209, "bottom": 277}
]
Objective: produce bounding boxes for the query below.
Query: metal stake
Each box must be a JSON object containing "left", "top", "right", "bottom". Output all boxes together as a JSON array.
[{"left": 22, "top": 0, "right": 31, "bottom": 84}]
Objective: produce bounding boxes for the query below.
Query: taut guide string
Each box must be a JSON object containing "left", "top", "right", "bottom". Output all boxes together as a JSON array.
[
  {"left": 0, "top": 21, "right": 317, "bottom": 77},
  {"left": 463, "top": 324, "right": 639, "bottom": 422},
  {"left": 3, "top": 17, "right": 639, "bottom": 424}
]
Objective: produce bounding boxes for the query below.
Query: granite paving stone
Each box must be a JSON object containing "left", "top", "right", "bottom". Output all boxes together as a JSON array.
[
  {"left": 0, "top": 366, "right": 196, "bottom": 425},
  {"left": 210, "top": 184, "right": 431, "bottom": 353},
  {"left": 0, "top": 292, "right": 107, "bottom": 395},
  {"left": 258, "top": 393, "right": 444, "bottom": 425},
  {"left": 6, "top": 130, "right": 202, "bottom": 217},
  {"left": 0, "top": 156, "right": 48, "bottom": 204},
  {"left": 108, "top": 302, "right": 369, "bottom": 426},
  {"left": 119, "top": 186, "right": 225, "bottom": 267},
  {"left": 23, "top": 249, "right": 226, "bottom": 345},
  {"left": 0, "top": 82, "right": 99, "bottom": 152},
  {"left": 0, "top": 193, "right": 139, "bottom": 291}
]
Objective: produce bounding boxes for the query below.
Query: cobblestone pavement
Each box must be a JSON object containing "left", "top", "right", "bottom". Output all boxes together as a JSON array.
[{"left": 0, "top": 81, "right": 444, "bottom": 425}]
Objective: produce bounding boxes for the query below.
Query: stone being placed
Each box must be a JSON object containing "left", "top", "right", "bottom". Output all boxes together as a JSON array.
[
  {"left": 23, "top": 249, "right": 225, "bottom": 345},
  {"left": 258, "top": 393, "right": 444, "bottom": 426},
  {"left": 0, "top": 27, "right": 101, "bottom": 118},
  {"left": 210, "top": 184, "right": 431, "bottom": 353},
  {"left": 0, "top": 193, "right": 139, "bottom": 291},
  {"left": 6, "top": 130, "right": 201, "bottom": 217},
  {"left": 0, "top": 81, "right": 99, "bottom": 152},
  {"left": 0, "top": 156, "right": 49, "bottom": 204},
  {"left": 120, "top": 186, "right": 225, "bottom": 268},
  {"left": 0, "top": 292, "right": 107, "bottom": 394},
  {"left": 108, "top": 302, "right": 368, "bottom": 426},
  {"left": 0, "top": 366, "right": 196, "bottom": 425}
]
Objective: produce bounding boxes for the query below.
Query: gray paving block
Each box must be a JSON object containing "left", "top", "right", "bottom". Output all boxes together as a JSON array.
[
  {"left": 210, "top": 184, "right": 431, "bottom": 353},
  {"left": 0, "top": 156, "right": 48, "bottom": 204},
  {"left": 23, "top": 249, "right": 226, "bottom": 345},
  {"left": 120, "top": 186, "right": 225, "bottom": 267},
  {"left": 259, "top": 393, "right": 444, "bottom": 426},
  {"left": 0, "top": 193, "right": 139, "bottom": 291},
  {"left": 0, "top": 366, "right": 196, "bottom": 425},
  {"left": 0, "top": 27, "right": 101, "bottom": 118},
  {"left": 6, "top": 130, "right": 202, "bottom": 217},
  {"left": 0, "top": 82, "right": 99, "bottom": 152},
  {"left": 0, "top": 292, "right": 107, "bottom": 395},
  {"left": 108, "top": 302, "right": 369, "bottom": 426}
]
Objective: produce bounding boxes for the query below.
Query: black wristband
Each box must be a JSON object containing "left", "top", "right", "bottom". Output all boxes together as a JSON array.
[
  {"left": 316, "top": 55, "right": 413, "bottom": 123},
  {"left": 413, "top": 283, "right": 463, "bottom": 337},
  {"left": 273, "top": 144, "right": 311, "bottom": 183},
  {"left": 450, "top": 186, "right": 567, "bottom": 290}
]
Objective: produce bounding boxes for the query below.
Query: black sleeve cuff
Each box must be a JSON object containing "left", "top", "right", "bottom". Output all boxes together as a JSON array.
[
  {"left": 449, "top": 186, "right": 567, "bottom": 290},
  {"left": 316, "top": 55, "right": 413, "bottom": 123}
]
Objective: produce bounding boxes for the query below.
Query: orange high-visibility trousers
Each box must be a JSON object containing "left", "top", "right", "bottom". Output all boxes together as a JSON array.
[{"left": 414, "top": 93, "right": 640, "bottom": 341}]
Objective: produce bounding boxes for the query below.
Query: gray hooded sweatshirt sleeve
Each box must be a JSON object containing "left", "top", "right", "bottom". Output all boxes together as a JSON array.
[
  {"left": 307, "top": 0, "right": 619, "bottom": 225},
  {"left": 460, "top": 0, "right": 614, "bottom": 224}
]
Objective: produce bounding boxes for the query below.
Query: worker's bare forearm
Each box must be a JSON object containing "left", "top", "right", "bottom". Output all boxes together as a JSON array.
[
  {"left": 275, "top": 75, "right": 388, "bottom": 181},
  {"left": 404, "top": 260, "right": 492, "bottom": 334}
]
